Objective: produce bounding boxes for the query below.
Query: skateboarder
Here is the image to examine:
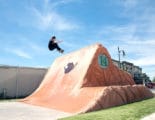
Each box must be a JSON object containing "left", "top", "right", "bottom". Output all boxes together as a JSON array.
[{"left": 48, "top": 36, "right": 64, "bottom": 53}]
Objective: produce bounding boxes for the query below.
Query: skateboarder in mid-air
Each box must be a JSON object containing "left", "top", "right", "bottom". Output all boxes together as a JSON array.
[{"left": 48, "top": 36, "right": 64, "bottom": 53}]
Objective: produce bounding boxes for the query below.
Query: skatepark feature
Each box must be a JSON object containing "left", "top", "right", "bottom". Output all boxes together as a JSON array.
[{"left": 22, "top": 44, "right": 153, "bottom": 113}]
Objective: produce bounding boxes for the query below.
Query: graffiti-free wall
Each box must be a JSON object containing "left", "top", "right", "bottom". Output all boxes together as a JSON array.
[{"left": 0, "top": 66, "right": 47, "bottom": 99}]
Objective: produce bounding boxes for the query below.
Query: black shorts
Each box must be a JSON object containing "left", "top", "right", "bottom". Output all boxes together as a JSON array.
[{"left": 48, "top": 42, "right": 61, "bottom": 51}]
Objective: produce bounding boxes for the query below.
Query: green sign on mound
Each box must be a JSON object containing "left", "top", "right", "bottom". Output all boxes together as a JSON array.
[{"left": 98, "top": 54, "right": 109, "bottom": 68}]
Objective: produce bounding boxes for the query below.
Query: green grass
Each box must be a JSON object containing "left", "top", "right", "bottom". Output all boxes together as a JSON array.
[
  {"left": 60, "top": 97, "right": 155, "bottom": 120},
  {"left": 0, "top": 99, "right": 19, "bottom": 102}
]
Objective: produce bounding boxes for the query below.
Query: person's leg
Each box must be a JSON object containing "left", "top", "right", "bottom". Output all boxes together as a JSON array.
[
  {"left": 49, "top": 45, "right": 55, "bottom": 51},
  {"left": 53, "top": 43, "right": 61, "bottom": 51},
  {"left": 53, "top": 43, "right": 64, "bottom": 53}
]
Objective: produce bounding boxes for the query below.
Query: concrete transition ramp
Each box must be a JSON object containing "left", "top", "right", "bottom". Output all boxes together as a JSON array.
[{"left": 22, "top": 44, "right": 153, "bottom": 113}]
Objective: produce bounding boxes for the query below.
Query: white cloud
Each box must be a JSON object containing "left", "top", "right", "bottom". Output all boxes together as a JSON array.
[
  {"left": 27, "top": 42, "right": 47, "bottom": 55},
  {"left": 142, "top": 66, "right": 155, "bottom": 80},
  {"left": 97, "top": 1, "right": 155, "bottom": 78},
  {"left": 30, "top": 0, "right": 79, "bottom": 31},
  {"left": 98, "top": 24, "right": 137, "bottom": 42},
  {"left": 2, "top": 34, "right": 48, "bottom": 59},
  {"left": 120, "top": 0, "right": 139, "bottom": 9},
  {"left": 125, "top": 39, "right": 155, "bottom": 45},
  {"left": 9, "top": 0, "right": 80, "bottom": 31},
  {"left": 124, "top": 40, "right": 155, "bottom": 67},
  {"left": 10, "top": 49, "right": 32, "bottom": 59},
  {"left": 44, "top": 0, "right": 50, "bottom": 5},
  {"left": 129, "top": 55, "right": 155, "bottom": 66},
  {"left": 62, "top": 41, "right": 77, "bottom": 48},
  {"left": 51, "top": 0, "right": 81, "bottom": 7},
  {"left": 71, "top": 0, "right": 155, "bottom": 77}
]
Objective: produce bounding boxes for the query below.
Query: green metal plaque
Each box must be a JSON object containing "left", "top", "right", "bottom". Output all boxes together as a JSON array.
[{"left": 98, "top": 54, "right": 109, "bottom": 68}]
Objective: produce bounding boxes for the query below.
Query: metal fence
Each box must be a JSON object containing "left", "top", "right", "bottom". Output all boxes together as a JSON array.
[{"left": 0, "top": 65, "right": 47, "bottom": 99}]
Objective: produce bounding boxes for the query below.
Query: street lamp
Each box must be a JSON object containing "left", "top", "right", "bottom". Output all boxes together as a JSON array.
[{"left": 118, "top": 46, "right": 125, "bottom": 69}]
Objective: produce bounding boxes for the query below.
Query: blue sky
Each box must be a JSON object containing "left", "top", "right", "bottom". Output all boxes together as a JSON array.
[{"left": 0, "top": 0, "right": 155, "bottom": 79}]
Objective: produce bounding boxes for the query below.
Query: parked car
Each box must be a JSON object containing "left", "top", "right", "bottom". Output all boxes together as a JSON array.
[
  {"left": 151, "top": 82, "right": 155, "bottom": 88},
  {"left": 145, "top": 82, "right": 154, "bottom": 89}
]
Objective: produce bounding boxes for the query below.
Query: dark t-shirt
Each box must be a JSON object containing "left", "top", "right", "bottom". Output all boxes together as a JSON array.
[{"left": 48, "top": 40, "right": 55, "bottom": 50}]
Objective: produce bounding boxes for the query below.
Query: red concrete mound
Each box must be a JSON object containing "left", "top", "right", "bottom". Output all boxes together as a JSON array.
[{"left": 22, "top": 44, "right": 153, "bottom": 113}]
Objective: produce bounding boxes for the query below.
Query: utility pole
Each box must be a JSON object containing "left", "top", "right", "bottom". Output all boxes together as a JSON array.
[{"left": 118, "top": 46, "right": 125, "bottom": 69}]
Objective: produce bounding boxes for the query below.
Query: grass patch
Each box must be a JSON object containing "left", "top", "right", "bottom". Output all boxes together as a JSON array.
[
  {"left": 0, "top": 99, "right": 19, "bottom": 102},
  {"left": 60, "top": 97, "right": 155, "bottom": 120}
]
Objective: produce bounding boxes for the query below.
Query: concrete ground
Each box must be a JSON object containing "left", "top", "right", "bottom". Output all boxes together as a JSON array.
[
  {"left": 150, "top": 88, "right": 155, "bottom": 94},
  {"left": 0, "top": 88, "right": 154, "bottom": 120},
  {"left": 141, "top": 113, "right": 155, "bottom": 120},
  {"left": 0, "top": 101, "right": 71, "bottom": 120},
  {"left": 141, "top": 88, "right": 155, "bottom": 120}
]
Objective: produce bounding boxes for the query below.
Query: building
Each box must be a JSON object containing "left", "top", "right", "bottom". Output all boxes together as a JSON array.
[{"left": 112, "top": 60, "right": 150, "bottom": 84}]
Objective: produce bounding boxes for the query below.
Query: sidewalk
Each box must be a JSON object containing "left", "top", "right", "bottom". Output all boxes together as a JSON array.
[
  {"left": 0, "top": 88, "right": 154, "bottom": 120},
  {"left": 150, "top": 88, "right": 155, "bottom": 94},
  {"left": 141, "top": 88, "right": 155, "bottom": 120},
  {"left": 141, "top": 113, "right": 155, "bottom": 120},
  {"left": 0, "top": 102, "right": 71, "bottom": 120}
]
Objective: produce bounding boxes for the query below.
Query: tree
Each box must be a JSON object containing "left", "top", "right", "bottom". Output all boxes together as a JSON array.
[{"left": 152, "top": 76, "right": 155, "bottom": 82}]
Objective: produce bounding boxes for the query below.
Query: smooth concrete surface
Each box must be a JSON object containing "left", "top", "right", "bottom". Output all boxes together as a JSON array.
[
  {"left": 0, "top": 102, "right": 71, "bottom": 120},
  {"left": 141, "top": 89, "right": 155, "bottom": 120},
  {"left": 150, "top": 88, "right": 155, "bottom": 94},
  {"left": 23, "top": 44, "right": 153, "bottom": 113},
  {"left": 141, "top": 113, "right": 155, "bottom": 120},
  {"left": 0, "top": 66, "right": 47, "bottom": 98}
]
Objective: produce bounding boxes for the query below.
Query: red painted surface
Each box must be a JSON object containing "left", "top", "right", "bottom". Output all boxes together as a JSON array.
[{"left": 22, "top": 44, "right": 153, "bottom": 113}]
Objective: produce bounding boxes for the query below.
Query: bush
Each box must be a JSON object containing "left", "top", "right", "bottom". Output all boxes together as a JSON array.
[{"left": 153, "top": 77, "right": 155, "bottom": 82}]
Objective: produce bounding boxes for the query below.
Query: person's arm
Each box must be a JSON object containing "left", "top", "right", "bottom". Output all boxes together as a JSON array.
[
  {"left": 56, "top": 40, "right": 63, "bottom": 43},
  {"left": 54, "top": 39, "right": 63, "bottom": 43}
]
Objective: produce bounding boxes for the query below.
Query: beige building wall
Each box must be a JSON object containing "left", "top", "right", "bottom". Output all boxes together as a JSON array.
[{"left": 0, "top": 66, "right": 47, "bottom": 99}]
